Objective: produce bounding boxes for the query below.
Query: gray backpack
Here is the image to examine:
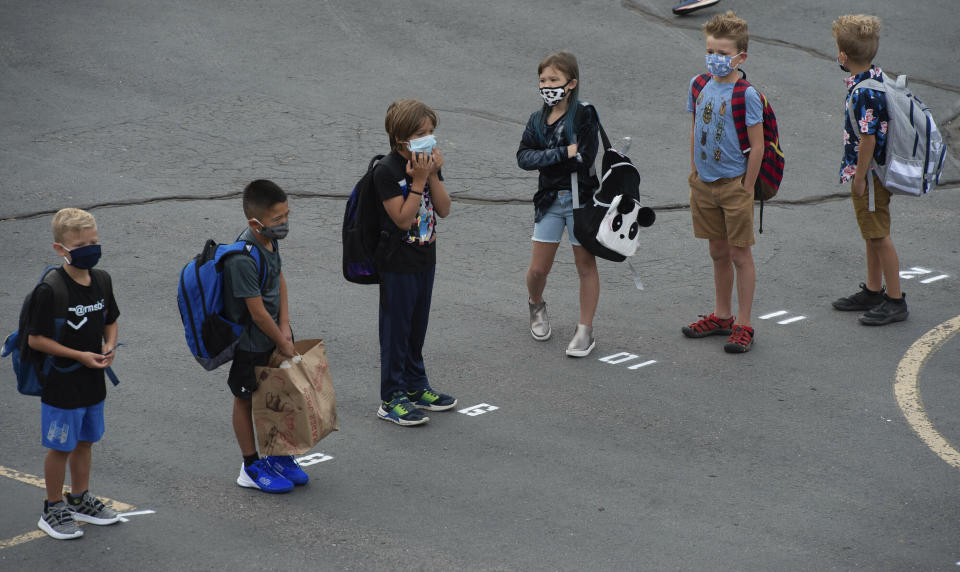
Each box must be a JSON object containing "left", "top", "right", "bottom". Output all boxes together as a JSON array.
[{"left": 847, "top": 74, "right": 947, "bottom": 196}]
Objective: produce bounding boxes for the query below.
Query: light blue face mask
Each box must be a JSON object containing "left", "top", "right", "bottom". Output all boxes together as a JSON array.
[
  {"left": 407, "top": 134, "right": 437, "bottom": 155},
  {"left": 705, "top": 52, "right": 742, "bottom": 77}
]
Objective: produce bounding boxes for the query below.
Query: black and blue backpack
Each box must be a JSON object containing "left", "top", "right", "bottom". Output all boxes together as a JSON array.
[
  {"left": 342, "top": 155, "right": 386, "bottom": 284},
  {"left": 177, "top": 238, "right": 266, "bottom": 370},
  {"left": 2, "top": 266, "right": 118, "bottom": 396}
]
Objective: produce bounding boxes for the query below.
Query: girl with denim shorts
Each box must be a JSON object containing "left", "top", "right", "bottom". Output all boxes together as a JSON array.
[{"left": 516, "top": 51, "right": 601, "bottom": 357}]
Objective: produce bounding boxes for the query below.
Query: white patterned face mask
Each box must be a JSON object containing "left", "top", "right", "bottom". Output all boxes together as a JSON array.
[{"left": 539, "top": 80, "right": 571, "bottom": 107}]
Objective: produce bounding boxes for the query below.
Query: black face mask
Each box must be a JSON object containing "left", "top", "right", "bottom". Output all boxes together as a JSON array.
[{"left": 837, "top": 56, "right": 850, "bottom": 73}]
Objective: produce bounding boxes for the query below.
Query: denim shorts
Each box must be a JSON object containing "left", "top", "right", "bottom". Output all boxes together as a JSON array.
[
  {"left": 532, "top": 190, "right": 581, "bottom": 246},
  {"left": 41, "top": 400, "right": 105, "bottom": 452}
]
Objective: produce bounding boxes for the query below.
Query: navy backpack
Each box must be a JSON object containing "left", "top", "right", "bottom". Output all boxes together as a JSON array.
[
  {"left": 342, "top": 155, "right": 386, "bottom": 284},
  {"left": 177, "top": 238, "right": 266, "bottom": 370}
]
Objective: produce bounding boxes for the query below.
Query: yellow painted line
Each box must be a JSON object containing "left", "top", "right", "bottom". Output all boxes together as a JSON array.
[
  {"left": 894, "top": 314, "right": 960, "bottom": 469},
  {"left": 0, "top": 464, "right": 136, "bottom": 550},
  {"left": 0, "top": 531, "right": 47, "bottom": 550},
  {"left": 0, "top": 465, "right": 135, "bottom": 511}
]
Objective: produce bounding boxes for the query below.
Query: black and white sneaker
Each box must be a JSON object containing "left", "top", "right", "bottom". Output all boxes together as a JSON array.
[
  {"left": 66, "top": 491, "right": 121, "bottom": 525},
  {"left": 38, "top": 500, "right": 83, "bottom": 540}
]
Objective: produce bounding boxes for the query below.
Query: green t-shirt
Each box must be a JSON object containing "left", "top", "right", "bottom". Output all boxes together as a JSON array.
[{"left": 222, "top": 228, "right": 282, "bottom": 352}]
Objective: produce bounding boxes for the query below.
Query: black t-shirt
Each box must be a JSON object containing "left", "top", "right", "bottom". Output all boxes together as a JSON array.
[
  {"left": 373, "top": 151, "right": 440, "bottom": 273},
  {"left": 27, "top": 267, "right": 120, "bottom": 409}
]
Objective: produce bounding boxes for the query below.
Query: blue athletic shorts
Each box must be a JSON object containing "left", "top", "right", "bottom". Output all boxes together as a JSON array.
[
  {"left": 41, "top": 400, "right": 105, "bottom": 452},
  {"left": 532, "top": 190, "right": 581, "bottom": 246}
]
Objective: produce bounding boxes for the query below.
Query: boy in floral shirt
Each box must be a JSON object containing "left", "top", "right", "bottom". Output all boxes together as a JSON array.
[{"left": 830, "top": 14, "right": 907, "bottom": 325}]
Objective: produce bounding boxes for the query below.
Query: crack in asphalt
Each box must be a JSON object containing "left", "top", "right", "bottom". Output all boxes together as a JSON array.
[{"left": 4, "top": 184, "right": 958, "bottom": 222}]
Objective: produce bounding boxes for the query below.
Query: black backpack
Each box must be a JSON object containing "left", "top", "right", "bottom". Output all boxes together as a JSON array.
[
  {"left": 2, "top": 267, "right": 117, "bottom": 395},
  {"left": 342, "top": 155, "right": 386, "bottom": 284}
]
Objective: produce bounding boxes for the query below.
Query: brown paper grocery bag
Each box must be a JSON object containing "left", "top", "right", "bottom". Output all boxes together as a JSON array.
[{"left": 251, "top": 339, "right": 338, "bottom": 456}]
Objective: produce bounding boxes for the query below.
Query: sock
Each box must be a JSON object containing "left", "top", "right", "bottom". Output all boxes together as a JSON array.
[
  {"left": 243, "top": 453, "right": 259, "bottom": 467},
  {"left": 66, "top": 491, "right": 86, "bottom": 505},
  {"left": 864, "top": 285, "right": 881, "bottom": 294},
  {"left": 44, "top": 499, "right": 64, "bottom": 512}
]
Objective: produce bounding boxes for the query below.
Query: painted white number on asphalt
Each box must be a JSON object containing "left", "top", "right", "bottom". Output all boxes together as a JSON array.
[
  {"left": 296, "top": 453, "right": 334, "bottom": 466},
  {"left": 758, "top": 310, "right": 807, "bottom": 325},
  {"left": 900, "top": 266, "right": 949, "bottom": 285},
  {"left": 598, "top": 352, "right": 657, "bottom": 371},
  {"left": 458, "top": 403, "right": 499, "bottom": 416}
]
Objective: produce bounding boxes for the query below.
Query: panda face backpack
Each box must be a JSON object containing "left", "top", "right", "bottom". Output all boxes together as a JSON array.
[{"left": 571, "top": 110, "right": 655, "bottom": 262}]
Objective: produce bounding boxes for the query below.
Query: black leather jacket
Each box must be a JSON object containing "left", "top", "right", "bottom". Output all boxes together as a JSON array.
[{"left": 517, "top": 102, "right": 600, "bottom": 222}]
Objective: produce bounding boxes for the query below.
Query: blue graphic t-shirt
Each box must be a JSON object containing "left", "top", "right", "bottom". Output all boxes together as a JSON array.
[
  {"left": 686, "top": 76, "right": 763, "bottom": 182},
  {"left": 840, "top": 66, "right": 888, "bottom": 183}
]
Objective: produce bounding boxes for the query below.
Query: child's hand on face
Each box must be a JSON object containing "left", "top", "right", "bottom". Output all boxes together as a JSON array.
[
  {"left": 430, "top": 148, "right": 444, "bottom": 173},
  {"left": 406, "top": 152, "right": 432, "bottom": 183}
]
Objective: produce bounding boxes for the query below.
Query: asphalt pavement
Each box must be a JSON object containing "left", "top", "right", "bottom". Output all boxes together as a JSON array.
[{"left": 1, "top": 1, "right": 959, "bottom": 570}]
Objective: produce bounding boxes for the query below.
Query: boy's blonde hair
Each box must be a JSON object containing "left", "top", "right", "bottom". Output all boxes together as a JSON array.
[
  {"left": 52, "top": 208, "right": 97, "bottom": 244},
  {"left": 832, "top": 15, "right": 881, "bottom": 65},
  {"left": 703, "top": 10, "right": 749, "bottom": 53},
  {"left": 385, "top": 99, "right": 438, "bottom": 153}
]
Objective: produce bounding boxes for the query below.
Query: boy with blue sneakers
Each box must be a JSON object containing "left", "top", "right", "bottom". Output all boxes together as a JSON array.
[
  {"left": 223, "top": 180, "right": 309, "bottom": 492},
  {"left": 29, "top": 208, "right": 121, "bottom": 539},
  {"left": 373, "top": 99, "right": 457, "bottom": 426},
  {"left": 830, "top": 15, "right": 908, "bottom": 325}
]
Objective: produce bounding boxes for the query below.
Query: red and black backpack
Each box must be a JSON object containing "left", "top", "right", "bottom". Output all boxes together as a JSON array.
[{"left": 691, "top": 71, "right": 785, "bottom": 232}]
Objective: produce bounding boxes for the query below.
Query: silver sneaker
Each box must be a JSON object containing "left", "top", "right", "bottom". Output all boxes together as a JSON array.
[
  {"left": 66, "top": 491, "right": 120, "bottom": 525},
  {"left": 38, "top": 501, "right": 84, "bottom": 540},
  {"left": 529, "top": 300, "right": 551, "bottom": 341},
  {"left": 565, "top": 324, "right": 596, "bottom": 357}
]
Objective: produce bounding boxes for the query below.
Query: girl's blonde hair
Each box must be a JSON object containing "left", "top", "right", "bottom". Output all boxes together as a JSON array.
[
  {"left": 52, "top": 208, "right": 97, "bottom": 244},
  {"left": 832, "top": 15, "right": 881, "bottom": 65}
]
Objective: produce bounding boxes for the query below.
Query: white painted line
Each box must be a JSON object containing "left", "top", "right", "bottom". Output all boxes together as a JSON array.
[
  {"left": 296, "top": 453, "right": 334, "bottom": 467},
  {"left": 900, "top": 267, "right": 932, "bottom": 279},
  {"left": 758, "top": 311, "right": 789, "bottom": 320},
  {"left": 921, "top": 274, "right": 949, "bottom": 284},
  {"left": 627, "top": 360, "right": 657, "bottom": 370},
  {"left": 458, "top": 403, "right": 499, "bottom": 416},
  {"left": 598, "top": 352, "right": 638, "bottom": 364},
  {"left": 117, "top": 510, "right": 156, "bottom": 518},
  {"left": 777, "top": 316, "right": 807, "bottom": 325},
  {"left": 117, "top": 509, "right": 156, "bottom": 522}
]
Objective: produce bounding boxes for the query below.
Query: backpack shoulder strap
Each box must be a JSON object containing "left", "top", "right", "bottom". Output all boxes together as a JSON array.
[
  {"left": 40, "top": 268, "right": 70, "bottom": 320},
  {"left": 690, "top": 73, "right": 712, "bottom": 106},
  {"left": 731, "top": 78, "right": 752, "bottom": 152}
]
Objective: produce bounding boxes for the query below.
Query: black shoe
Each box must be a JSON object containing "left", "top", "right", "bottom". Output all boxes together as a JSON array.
[
  {"left": 832, "top": 283, "right": 884, "bottom": 311},
  {"left": 859, "top": 293, "right": 908, "bottom": 326}
]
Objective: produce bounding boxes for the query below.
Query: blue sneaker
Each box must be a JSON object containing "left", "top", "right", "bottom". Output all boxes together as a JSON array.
[
  {"left": 672, "top": 0, "right": 721, "bottom": 15},
  {"left": 377, "top": 395, "right": 429, "bottom": 426},
  {"left": 264, "top": 455, "right": 309, "bottom": 486},
  {"left": 407, "top": 388, "right": 457, "bottom": 412},
  {"left": 236, "top": 459, "right": 294, "bottom": 493}
]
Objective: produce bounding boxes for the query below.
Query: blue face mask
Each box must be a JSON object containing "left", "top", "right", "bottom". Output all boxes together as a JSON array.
[
  {"left": 62, "top": 244, "right": 102, "bottom": 269},
  {"left": 407, "top": 134, "right": 437, "bottom": 155},
  {"left": 705, "top": 52, "right": 741, "bottom": 77},
  {"left": 837, "top": 56, "right": 851, "bottom": 73}
]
